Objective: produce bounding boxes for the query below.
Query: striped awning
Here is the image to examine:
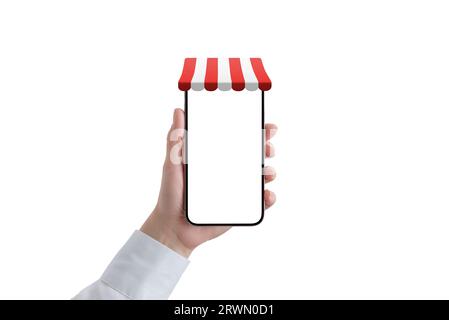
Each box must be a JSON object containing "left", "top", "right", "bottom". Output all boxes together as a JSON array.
[{"left": 178, "top": 58, "right": 271, "bottom": 92}]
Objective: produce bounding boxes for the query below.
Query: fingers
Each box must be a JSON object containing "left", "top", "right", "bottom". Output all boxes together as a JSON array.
[
  {"left": 264, "top": 124, "right": 277, "bottom": 210},
  {"left": 165, "top": 108, "right": 185, "bottom": 165},
  {"left": 264, "top": 125, "right": 277, "bottom": 210},
  {"left": 172, "top": 108, "right": 185, "bottom": 130},
  {"left": 264, "top": 166, "right": 276, "bottom": 183},
  {"left": 265, "top": 141, "right": 275, "bottom": 158},
  {"left": 265, "top": 123, "right": 277, "bottom": 141},
  {"left": 265, "top": 123, "right": 276, "bottom": 158},
  {"left": 264, "top": 189, "right": 276, "bottom": 209}
]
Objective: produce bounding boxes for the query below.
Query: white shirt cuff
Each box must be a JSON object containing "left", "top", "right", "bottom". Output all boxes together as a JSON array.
[{"left": 100, "top": 230, "right": 189, "bottom": 300}]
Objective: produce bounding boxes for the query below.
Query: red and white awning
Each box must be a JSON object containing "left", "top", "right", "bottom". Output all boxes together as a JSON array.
[{"left": 178, "top": 58, "right": 271, "bottom": 91}]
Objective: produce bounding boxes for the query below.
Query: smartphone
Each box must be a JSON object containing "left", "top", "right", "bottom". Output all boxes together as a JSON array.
[{"left": 179, "top": 58, "right": 271, "bottom": 225}]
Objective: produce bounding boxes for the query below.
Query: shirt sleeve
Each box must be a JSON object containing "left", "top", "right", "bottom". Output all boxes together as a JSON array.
[{"left": 73, "top": 230, "right": 189, "bottom": 300}]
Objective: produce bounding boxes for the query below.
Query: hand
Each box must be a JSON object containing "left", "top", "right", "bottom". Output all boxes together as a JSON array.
[{"left": 141, "top": 108, "right": 277, "bottom": 257}]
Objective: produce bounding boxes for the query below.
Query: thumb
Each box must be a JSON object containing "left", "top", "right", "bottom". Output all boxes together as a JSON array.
[{"left": 165, "top": 108, "right": 185, "bottom": 165}]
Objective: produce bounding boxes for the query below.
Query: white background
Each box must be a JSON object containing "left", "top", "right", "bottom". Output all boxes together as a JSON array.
[{"left": 1, "top": 0, "right": 449, "bottom": 299}]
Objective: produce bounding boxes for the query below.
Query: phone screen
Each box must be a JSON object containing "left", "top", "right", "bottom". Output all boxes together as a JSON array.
[{"left": 186, "top": 90, "right": 264, "bottom": 225}]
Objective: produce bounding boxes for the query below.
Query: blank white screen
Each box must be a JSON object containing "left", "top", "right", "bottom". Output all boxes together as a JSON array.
[{"left": 187, "top": 90, "right": 263, "bottom": 224}]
